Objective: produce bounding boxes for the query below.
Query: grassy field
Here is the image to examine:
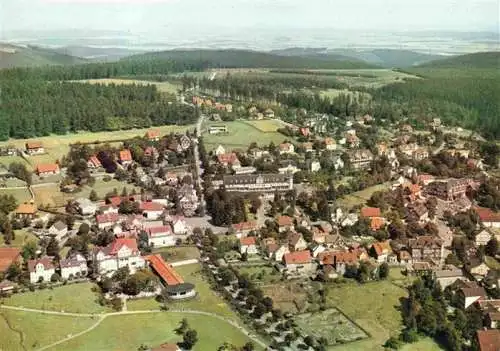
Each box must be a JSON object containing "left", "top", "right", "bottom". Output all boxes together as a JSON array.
[
  {"left": 128, "top": 263, "right": 237, "bottom": 320},
  {"left": 51, "top": 312, "right": 258, "bottom": 351},
  {"left": 400, "top": 338, "right": 443, "bottom": 351},
  {"left": 75, "top": 78, "right": 182, "bottom": 94},
  {"left": 0, "top": 125, "right": 194, "bottom": 165},
  {"left": 79, "top": 178, "right": 141, "bottom": 200},
  {"left": 244, "top": 119, "right": 285, "bottom": 132},
  {"left": 32, "top": 184, "right": 65, "bottom": 208},
  {"left": 0, "top": 229, "right": 37, "bottom": 248},
  {"left": 309, "top": 69, "right": 419, "bottom": 88},
  {"left": 325, "top": 281, "right": 406, "bottom": 351},
  {"left": 235, "top": 265, "right": 281, "bottom": 285},
  {"left": 320, "top": 88, "right": 371, "bottom": 100},
  {"left": 0, "top": 156, "right": 31, "bottom": 170},
  {"left": 337, "top": 182, "right": 392, "bottom": 209},
  {"left": 295, "top": 309, "right": 368, "bottom": 346},
  {"left": 0, "top": 309, "right": 96, "bottom": 351},
  {"left": 154, "top": 246, "right": 201, "bottom": 262},
  {"left": 0, "top": 187, "right": 32, "bottom": 204},
  {"left": 2, "top": 282, "right": 109, "bottom": 314},
  {"left": 485, "top": 256, "right": 500, "bottom": 270},
  {"left": 262, "top": 281, "right": 308, "bottom": 314},
  {"left": 203, "top": 120, "right": 287, "bottom": 151}
]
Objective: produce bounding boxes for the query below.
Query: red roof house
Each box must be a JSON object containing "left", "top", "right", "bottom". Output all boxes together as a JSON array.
[
  {"left": 36, "top": 163, "right": 60, "bottom": 176},
  {"left": 119, "top": 150, "right": 132, "bottom": 163},
  {"left": 361, "top": 207, "right": 381, "bottom": 218},
  {"left": 477, "top": 329, "right": 500, "bottom": 351},
  {"left": 0, "top": 248, "right": 21, "bottom": 273},
  {"left": 284, "top": 250, "right": 311, "bottom": 265}
]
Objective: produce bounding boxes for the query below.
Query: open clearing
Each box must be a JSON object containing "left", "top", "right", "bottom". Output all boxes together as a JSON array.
[
  {"left": 0, "top": 229, "right": 37, "bottom": 247},
  {"left": 79, "top": 178, "right": 141, "bottom": 201},
  {"left": 203, "top": 120, "right": 287, "bottom": 152},
  {"left": 0, "top": 125, "right": 194, "bottom": 165},
  {"left": 325, "top": 281, "right": 405, "bottom": 351},
  {"left": 74, "top": 78, "right": 182, "bottom": 94},
  {"left": 337, "top": 182, "right": 392, "bottom": 209},
  {"left": 0, "top": 187, "right": 32, "bottom": 204},
  {"left": 295, "top": 309, "right": 368, "bottom": 346},
  {"left": 262, "top": 281, "right": 308, "bottom": 314},
  {"left": 51, "top": 312, "right": 257, "bottom": 351},
  {"left": 235, "top": 265, "right": 280, "bottom": 285},
  {"left": 245, "top": 119, "right": 285, "bottom": 132},
  {"left": 153, "top": 245, "right": 201, "bottom": 262},
  {"left": 2, "top": 282, "right": 109, "bottom": 314},
  {"left": 0, "top": 309, "right": 96, "bottom": 351}
]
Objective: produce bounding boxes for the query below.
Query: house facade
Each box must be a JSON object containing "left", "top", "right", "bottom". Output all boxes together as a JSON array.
[
  {"left": 28, "top": 257, "right": 55, "bottom": 283},
  {"left": 60, "top": 254, "right": 88, "bottom": 280},
  {"left": 92, "top": 238, "right": 146, "bottom": 276}
]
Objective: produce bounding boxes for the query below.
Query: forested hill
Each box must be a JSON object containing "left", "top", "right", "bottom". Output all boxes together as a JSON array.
[
  {"left": 0, "top": 43, "right": 87, "bottom": 69},
  {"left": 124, "top": 49, "right": 377, "bottom": 69},
  {"left": 416, "top": 51, "right": 500, "bottom": 69},
  {"left": 375, "top": 52, "right": 500, "bottom": 139}
]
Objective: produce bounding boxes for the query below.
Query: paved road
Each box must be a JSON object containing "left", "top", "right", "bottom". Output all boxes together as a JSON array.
[
  {"left": 1, "top": 304, "right": 267, "bottom": 350},
  {"left": 194, "top": 113, "right": 206, "bottom": 214}
]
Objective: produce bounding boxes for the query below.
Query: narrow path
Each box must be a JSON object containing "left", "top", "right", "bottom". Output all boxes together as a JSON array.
[
  {"left": 0, "top": 311, "right": 27, "bottom": 351},
  {"left": 0, "top": 305, "right": 267, "bottom": 350},
  {"left": 36, "top": 316, "right": 105, "bottom": 351}
]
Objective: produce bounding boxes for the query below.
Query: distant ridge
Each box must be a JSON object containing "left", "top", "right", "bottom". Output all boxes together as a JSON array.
[
  {"left": 123, "top": 49, "right": 378, "bottom": 69},
  {"left": 0, "top": 43, "right": 87, "bottom": 69},
  {"left": 416, "top": 51, "right": 500, "bottom": 69}
]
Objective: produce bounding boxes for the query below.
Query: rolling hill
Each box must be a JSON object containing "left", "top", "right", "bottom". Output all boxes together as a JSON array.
[
  {"left": 123, "top": 49, "right": 377, "bottom": 69},
  {"left": 416, "top": 51, "right": 500, "bottom": 69},
  {"left": 272, "top": 48, "right": 445, "bottom": 68},
  {"left": 0, "top": 43, "right": 87, "bottom": 69}
]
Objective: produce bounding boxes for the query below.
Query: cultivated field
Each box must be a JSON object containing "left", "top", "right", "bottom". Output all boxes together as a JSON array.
[
  {"left": 74, "top": 78, "right": 182, "bottom": 94},
  {"left": 294, "top": 309, "right": 368, "bottom": 346},
  {"left": 203, "top": 120, "right": 288, "bottom": 151},
  {"left": 32, "top": 184, "right": 66, "bottom": 208},
  {"left": 262, "top": 281, "right": 308, "bottom": 314}
]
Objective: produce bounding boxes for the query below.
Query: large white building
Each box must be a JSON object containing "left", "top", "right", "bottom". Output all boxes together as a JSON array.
[
  {"left": 60, "top": 254, "right": 88, "bottom": 280},
  {"left": 147, "top": 226, "right": 176, "bottom": 248},
  {"left": 223, "top": 174, "right": 293, "bottom": 193},
  {"left": 92, "top": 238, "right": 146, "bottom": 276},
  {"left": 28, "top": 257, "right": 56, "bottom": 283}
]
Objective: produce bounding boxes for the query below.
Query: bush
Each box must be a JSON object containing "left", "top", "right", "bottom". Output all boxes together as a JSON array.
[
  {"left": 103, "top": 176, "right": 112, "bottom": 182},
  {"left": 51, "top": 273, "right": 61, "bottom": 282}
]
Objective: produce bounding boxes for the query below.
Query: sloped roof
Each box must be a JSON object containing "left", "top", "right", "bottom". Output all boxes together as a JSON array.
[
  {"left": 0, "top": 248, "right": 21, "bottom": 272},
  {"left": 277, "top": 215, "right": 293, "bottom": 227},
  {"left": 36, "top": 163, "right": 59, "bottom": 174},
  {"left": 361, "top": 207, "right": 381, "bottom": 218},
  {"left": 146, "top": 254, "right": 184, "bottom": 286},
  {"left": 16, "top": 203, "right": 36, "bottom": 214},
  {"left": 284, "top": 250, "right": 311, "bottom": 265},
  {"left": 28, "top": 257, "right": 54, "bottom": 272},
  {"left": 119, "top": 149, "right": 132, "bottom": 162},
  {"left": 240, "top": 236, "right": 256, "bottom": 246},
  {"left": 477, "top": 329, "right": 500, "bottom": 351}
]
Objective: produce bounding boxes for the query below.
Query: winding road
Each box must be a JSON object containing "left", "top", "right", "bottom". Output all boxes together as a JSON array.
[{"left": 0, "top": 304, "right": 267, "bottom": 350}]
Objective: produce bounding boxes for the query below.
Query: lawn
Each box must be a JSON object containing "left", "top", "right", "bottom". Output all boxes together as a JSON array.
[
  {"left": 128, "top": 263, "right": 237, "bottom": 320},
  {"left": 400, "top": 337, "right": 443, "bottom": 351},
  {"left": 325, "top": 280, "right": 406, "bottom": 351},
  {"left": 262, "top": 281, "right": 308, "bottom": 314},
  {"left": 32, "top": 184, "right": 66, "bottom": 208},
  {"left": 79, "top": 178, "right": 141, "bottom": 200},
  {"left": 244, "top": 119, "right": 285, "bottom": 132},
  {"left": 203, "top": 120, "right": 288, "bottom": 152},
  {"left": 0, "top": 156, "right": 32, "bottom": 170},
  {"left": 75, "top": 78, "right": 182, "bottom": 94},
  {"left": 2, "top": 282, "right": 109, "bottom": 314},
  {"left": 0, "top": 125, "right": 194, "bottom": 165},
  {"left": 0, "top": 309, "right": 96, "bottom": 351},
  {"left": 295, "top": 309, "right": 368, "bottom": 346},
  {"left": 485, "top": 256, "right": 500, "bottom": 270},
  {"left": 0, "top": 187, "right": 32, "bottom": 204},
  {"left": 337, "top": 182, "right": 392, "bottom": 209},
  {"left": 154, "top": 246, "right": 201, "bottom": 262},
  {"left": 0, "top": 229, "right": 37, "bottom": 248},
  {"left": 51, "top": 312, "right": 259, "bottom": 351},
  {"left": 235, "top": 265, "right": 281, "bottom": 285}
]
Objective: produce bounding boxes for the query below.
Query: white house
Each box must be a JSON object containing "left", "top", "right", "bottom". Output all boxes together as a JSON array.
[
  {"left": 28, "top": 257, "right": 56, "bottom": 283},
  {"left": 92, "top": 238, "right": 146, "bottom": 276},
  {"left": 147, "top": 226, "right": 176, "bottom": 248},
  {"left": 239, "top": 237, "right": 258, "bottom": 255},
  {"left": 60, "top": 254, "right": 88, "bottom": 280},
  {"left": 475, "top": 230, "right": 492, "bottom": 247},
  {"left": 171, "top": 216, "right": 189, "bottom": 235},
  {"left": 140, "top": 202, "right": 164, "bottom": 220},
  {"left": 332, "top": 156, "right": 345, "bottom": 170},
  {"left": 215, "top": 145, "right": 226, "bottom": 156},
  {"left": 75, "top": 198, "right": 97, "bottom": 216},
  {"left": 309, "top": 160, "right": 321, "bottom": 172},
  {"left": 49, "top": 221, "right": 68, "bottom": 241},
  {"left": 279, "top": 143, "right": 295, "bottom": 155}
]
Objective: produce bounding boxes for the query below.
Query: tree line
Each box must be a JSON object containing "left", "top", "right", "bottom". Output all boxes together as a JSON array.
[{"left": 0, "top": 80, "right": 197, "bottom": 140}]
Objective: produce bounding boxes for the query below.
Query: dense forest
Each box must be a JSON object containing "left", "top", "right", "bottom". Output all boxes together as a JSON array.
[
  {"left": 0, "top": 80, "right": 197, "bottom": 139},
  {"left": 126, "top": 49, "right": 376, "bottom": 69}
]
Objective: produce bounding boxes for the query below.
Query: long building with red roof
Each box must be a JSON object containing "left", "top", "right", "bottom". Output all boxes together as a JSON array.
[{"left": 145, "top": 254, "right": 195, "bottom": 299}]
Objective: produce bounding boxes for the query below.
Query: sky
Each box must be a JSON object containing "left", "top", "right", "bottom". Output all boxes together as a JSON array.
[{"left": 1, "top": 0, "right": 499, "bottom": 35}]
